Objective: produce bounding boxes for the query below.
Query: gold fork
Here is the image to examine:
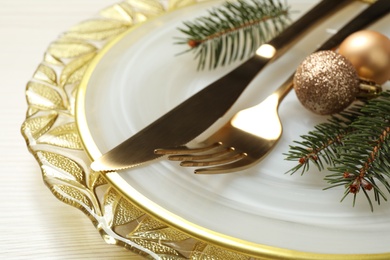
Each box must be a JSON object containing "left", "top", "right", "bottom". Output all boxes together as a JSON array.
[
  {"left": 155, "top": 0, "right": 389, "bottom": 174},
  {"left": 155, "top": 75, "right": 292, "bottom": 174}
]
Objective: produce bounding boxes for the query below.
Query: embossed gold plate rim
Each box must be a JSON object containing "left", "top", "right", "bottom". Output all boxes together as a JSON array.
[
  {"left": 75, "top": 1, "right": 390, "bottom": 259},
  {"left": 21, "top": 0, "right": 390, "bottom": 259}
]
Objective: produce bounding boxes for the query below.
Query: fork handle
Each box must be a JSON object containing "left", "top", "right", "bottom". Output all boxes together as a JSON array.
[{"left": 274, "top": 0, "right": 390, "bottom": 102}]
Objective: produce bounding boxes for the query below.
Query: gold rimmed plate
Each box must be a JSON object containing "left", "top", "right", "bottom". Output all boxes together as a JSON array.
[
  {"left": 23, "top": 0, "right": 390, "bottom": 259},
  {"left": 77, "top": 0, "right": 390, "bottom": 258}
]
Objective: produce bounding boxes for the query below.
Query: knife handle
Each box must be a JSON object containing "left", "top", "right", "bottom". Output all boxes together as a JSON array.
[
  {"left": 318, "top": 0, "right": 390, "bottom": 51},
  {"left": 267, "top": 0, "right": 351, "bottom": 59},
  {"left": 237, "top": 0, "right": 352, "bottom": 89}
]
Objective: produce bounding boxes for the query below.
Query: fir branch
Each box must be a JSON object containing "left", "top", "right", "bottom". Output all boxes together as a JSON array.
[
  {"left": 175, "top": 0, "right": 290, "bottom": 70},
  {"left": 325, "top": 93, "right": 390, "bottom": 210},
  {"left": 285, "top": 91, "right": 390, "bottom": 210},
  {"left": 284, "top": 103, "right": 365, "bottom": 175}
]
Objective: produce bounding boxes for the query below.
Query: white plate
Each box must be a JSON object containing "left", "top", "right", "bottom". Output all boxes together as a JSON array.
[{"left": 77, "top": 0, "right": 390, "bottom": 257}]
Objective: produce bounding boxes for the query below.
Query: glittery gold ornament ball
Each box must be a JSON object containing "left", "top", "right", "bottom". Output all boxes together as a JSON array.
[
  {"left": 339, "top": 30, "right": 390, "bottom": 84},
  {"left": 293, "top": 50, "right": 360, "bottom": 115}
]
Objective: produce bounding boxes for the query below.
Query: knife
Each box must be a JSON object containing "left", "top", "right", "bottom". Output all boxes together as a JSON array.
[{"left": 92, "top": 0, "right": 387, "bottom": 172}]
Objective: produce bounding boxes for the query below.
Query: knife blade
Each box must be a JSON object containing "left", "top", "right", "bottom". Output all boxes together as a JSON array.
[{"left": 91, "top": 0, "right": 387, "bottom": 172}]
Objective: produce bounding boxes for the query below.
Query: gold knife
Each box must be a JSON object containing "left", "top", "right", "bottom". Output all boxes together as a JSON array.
[{"left": 91, "top": 0, "right": 383, "bottom": 172}]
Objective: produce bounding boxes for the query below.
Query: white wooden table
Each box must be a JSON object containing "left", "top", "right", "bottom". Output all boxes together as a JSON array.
[{"left": 1, "top": 0, "right": 144, "bottom": 258}]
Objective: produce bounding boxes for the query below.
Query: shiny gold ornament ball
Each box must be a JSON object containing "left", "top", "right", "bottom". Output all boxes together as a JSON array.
[
  {"left": 293, "top": 50, "right": 360, "bottom": 115},
  {"left": 339, "top": 30, "right": 390, "bottom": 84}
]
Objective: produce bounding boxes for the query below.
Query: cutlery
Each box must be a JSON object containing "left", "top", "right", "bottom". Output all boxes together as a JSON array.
[
  {"left": 92, "top": 0, "right": 355, "bottom": 172},
  {"left": 156, "top": 0, "right": 390, "bottom": 174}
]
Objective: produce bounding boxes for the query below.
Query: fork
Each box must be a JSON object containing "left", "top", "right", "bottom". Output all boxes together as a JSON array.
[
  {"left": 155, "top": 75, "right": 293, "bottom": 174},
  {"left": 155, "top": 0, "right": 389, "bottom": 174}
]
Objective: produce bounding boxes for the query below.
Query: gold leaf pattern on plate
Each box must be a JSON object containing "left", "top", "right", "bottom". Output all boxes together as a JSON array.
[
  {"left": 21, "top": 112, "right": 58, "bottom": 140},
  {"left": 60, "top": 52, "right": 97, "bottom": 87},
  {"left": 113, "top": 196, "right": 145, "bottom": 226},
  {"left": 26, "top": 81, "right": 66, "bottom": 110},
  {"left": 69, "top": 19, "right": 131, "bottom": 32},
  {"left": 191, "top": 244, "right": 250, "bottom": 260},
  {"left": 37, "top": 151, "right": 86, "bottom": 185},
  {"left": 33, "top": 64, "right": 58, "bottom": 85},
  {"left": 135, "top": 222, "right": 191, "bottom": 241},
  {"left": 64, "top": 20, "right": 130, "bottom": 41},
  {"left": 100, "top": 4, "right": 134, "bottom": 23},
  {"left": 64, "top": 27, "right": 129, "bottom": 42},
  {"left": 168, "top": 0, "right": 210, "bottom": 10},
  {"left": 48, "top": 40, "right": 97, "bottom": 59},
  {"left": 44, "top": 52, "right": 64, "bottom": 66},
  {"left": 131, "top": 237, "right": 184, "bottom": 258},
  {"left": 21, "top": 0, "right": 253, "bottom": 259},
  {"left": 50, "top": 184, "right": 94, "bottom": 213},
  {"left": 42, "top": 122, "right": 84, "bottom": 149},
  {"left": 168, "top": 0, "right": 198, "bottom": 9},
  {"left": 125, "top": 0, "right": 165, "bottom": 14},
  {"left": 88, "top": 170, "right": 108, "bottom": 190}
]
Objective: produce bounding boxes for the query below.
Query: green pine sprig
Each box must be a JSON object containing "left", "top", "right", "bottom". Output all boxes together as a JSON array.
[
  {"left": 175, "top": 0, "right": 290, "bottom": 70},
  {"left": 285, "top": 103, "right": 366, "bottom": 175},
  {"left": 285, "top": 91, "right": 390, "bottom": 211}
]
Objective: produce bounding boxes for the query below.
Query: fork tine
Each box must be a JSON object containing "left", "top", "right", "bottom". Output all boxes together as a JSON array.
[
  {"left": 154, "top": 142, "right": 222, "bottom": 155},
  {"left": 194, "top": 157, "right": 254, "bottom": 174},
  {"left": 168, "top": 147, "right": 234, "bottom": 161},
  {"left": 181, "top": 152, "right": 247, "bottom": 167}
]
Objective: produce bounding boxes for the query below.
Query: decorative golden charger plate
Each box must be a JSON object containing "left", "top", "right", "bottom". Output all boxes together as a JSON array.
[{"left": 21, "top": 0, "right": 390, "bottom": 259}]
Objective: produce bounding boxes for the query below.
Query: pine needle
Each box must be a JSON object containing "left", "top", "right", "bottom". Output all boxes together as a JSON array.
[
  {"left": 175, "top": 0, "right": 290, "bottom": 70},
  {"left": 285, "top": 91, "right": 390, "bottom": 210}
]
